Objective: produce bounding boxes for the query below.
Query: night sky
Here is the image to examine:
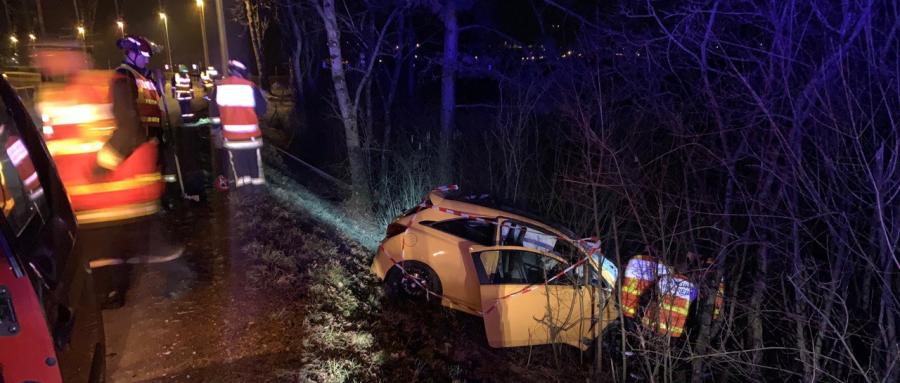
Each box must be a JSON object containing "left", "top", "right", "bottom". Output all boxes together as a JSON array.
[{"left": 3, "top": 0, "right": 241, "bottom": 69}]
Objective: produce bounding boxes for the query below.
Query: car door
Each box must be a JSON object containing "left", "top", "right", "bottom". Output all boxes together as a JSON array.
[
  {"left": 0, "top": 77, "right": 104, "bottom": 382},
  {"left": 472, "top": 246, "right": 598, "bottom": 349}
]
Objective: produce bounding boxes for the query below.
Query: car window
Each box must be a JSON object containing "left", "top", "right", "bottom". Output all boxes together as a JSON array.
[
  {"left": 474, "top": 249, "right": 574, "bottom": 285},
  {"left": 500, "top": 220, "right": 558, "bottom": 253},
  {"left": 430, "top": 218, "right": 496, "bottom": 246},
  {"left": 0, "top": 95, "right": 48, "bottom": 236}
]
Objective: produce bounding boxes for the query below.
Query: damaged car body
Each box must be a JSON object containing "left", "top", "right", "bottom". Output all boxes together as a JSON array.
[{"left": 370, "top": 188, "right": 619, "bottom": 350}]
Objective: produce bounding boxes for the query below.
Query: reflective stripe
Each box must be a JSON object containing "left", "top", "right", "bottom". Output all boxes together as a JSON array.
[
  {"left": 67, "top": 173, "right": 162, "bottom": 195},
  {"left": 223, "top": 124, "right": 259, "bottom": 133},
  {"left": 658, "top": 302, "right": 690, "bottom": 316},
  {"left": 234, "top": 176, "right": 265, "bottom": 187},
  {"left": 96, "top": 146, "right": 124, "bottom": 169},
  {"left": 140, "top": 116, "right": 161, "bottom": 123},
  {"left": 224, "top": 139, "right": 262, "bottom": 149},
  {"left": 621, "top": 285, "right": 645, "bottom": 295},
  {"left": 76, "top": 201, "right": 160, "bottom": 225},
  {"left": 40, "top": 103, "right": 114, "bottom": 125},
  {"left": 29, "top": 187, "right": 44, "bottom": 201},
  {"left": 210, "top": 117, "right": 221, "bottom": 124},
  {"left": 163, "top": 174, "right": 178, "bottom": 183},
  {"left": 47, "top": 139, "right": 106, "bottom": 156},
  {"left": 216, "top": 84, "right": 256, "bottom": 107},
  {"left": 23, "top": 172, "right": 39, "bottom": 187},
  {"left": 6, "top": 140, "right": 28, "bottom": 165}
]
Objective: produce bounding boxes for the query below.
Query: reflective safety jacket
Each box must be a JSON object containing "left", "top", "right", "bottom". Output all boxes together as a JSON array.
[
  {"left": 214, "top": 76, "right": 265, "bottom": 149},
  {"left": 41, "top": 69, "right": 164, "bottom": 225},
  {"left": 641, "top": 274, "right": 697, "bottom": 338},
  {"left": 621, "top": 255, "right": 663, "bottom": 318},
  {"left": 173, "top": 73, "right": 192, "bottom": 100}
]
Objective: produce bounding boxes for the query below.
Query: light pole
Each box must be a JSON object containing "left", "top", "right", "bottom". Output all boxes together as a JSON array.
[
  {"left": 214, "top": 0, "right": 228, "bottom": 72},
  {"left": 76, "top": 25, "right": 86, "bottom": 54},
  {"left": 159, "top": 12, "right": 173, "bottom": 71},
  {"left": 196, "top": 0, "right": 210, "bottom": 69}
]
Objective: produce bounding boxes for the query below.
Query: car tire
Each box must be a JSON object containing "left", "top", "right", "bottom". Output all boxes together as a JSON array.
[{"left": 384, "top": 261, "right": 442, "bottom": 304}]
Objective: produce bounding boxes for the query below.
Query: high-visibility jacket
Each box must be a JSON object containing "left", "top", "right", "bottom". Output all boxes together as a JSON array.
[
  {"left": 713, "top": 279, "right": 725, "bottom": 320},
  {"left": 174, "top": 73, "right": 192, "bottom": 100},
  {"left": 4, "top": 136, "right": 43, "bottom": 202},
  {"left": 621, "top": 255, "right": 663, "bottom": 318},
  {"left": 41, "top": 70, "right": 164, "bottom": 225},
  {"left": 642, "top": 274, "right": 697, "bottom": 337},
  {"left": 215, "top": 76, "right": 262, "bottom": 148}
]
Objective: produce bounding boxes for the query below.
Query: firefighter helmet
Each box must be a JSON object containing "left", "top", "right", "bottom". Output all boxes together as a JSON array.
[
  {"left": 116, "top": 35, "right": 159, "bottom": 57},
  {"left": 227, "top": 59, "right": 249, "bottom": 77}
]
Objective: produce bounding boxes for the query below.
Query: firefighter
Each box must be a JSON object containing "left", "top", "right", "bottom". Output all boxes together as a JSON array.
[
  {"left": 210, "top": 59, "right": 267, "bottom": 190},
  {"left": 172, "top": 65, "right": 194, "bottom": 121},
  {"left": 74, "top": 35, "right": 185, "bottom": 307}
]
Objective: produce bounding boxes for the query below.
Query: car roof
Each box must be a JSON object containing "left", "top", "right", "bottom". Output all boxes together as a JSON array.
[{"left": 427, "top": 191, "right": 578, "bottom": 241}]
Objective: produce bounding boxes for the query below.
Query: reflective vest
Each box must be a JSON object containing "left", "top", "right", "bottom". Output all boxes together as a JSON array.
[
  {"left": 174, "top": 73, "right": 192, "bottom": 100},
  {"left": 40, "top": 70, "right": 164, "bottom": 225},
  {"left": 713, "top": 279, "right": 725, "bottom": 320},
  {"left": 642, "top": 274, "right": 697, "bottom": 337},
  {"left": 620, "top": 255, "right": 663, "bottom": 318},
  {"left": 4, "top": 136, "right": 43, "bottom": 202},
  {"left": 215, "top": 76, "right": 262, "bottom": 148}
]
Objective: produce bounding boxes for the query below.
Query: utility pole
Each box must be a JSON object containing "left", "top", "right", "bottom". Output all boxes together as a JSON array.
[
  {"left": 214, "top": 0, "right": 228, "bottom": 71},
  {"left": 197, "top": 0, "right": 210, "bottom": 68},
  {"left": 35, "top": 0, "right": 46, "bottom": 35}
]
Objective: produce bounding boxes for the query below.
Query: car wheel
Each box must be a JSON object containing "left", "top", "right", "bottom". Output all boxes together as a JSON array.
[{"left": 385, "top": 261, "right": 442, "bottom": 304}]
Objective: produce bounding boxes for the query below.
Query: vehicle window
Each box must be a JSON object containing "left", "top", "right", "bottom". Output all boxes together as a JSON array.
[
  {"left": 500, "top": 220, "right": 558, "bottom": 253},
  {"left": 430, "top": 218, "right": 496, "bottom": 246},
  {"left": 0, "top": 95, "right": 48, "bottom": 236},
  {"left": 474, "top": 249, "right": 574, "bottom": 285}
]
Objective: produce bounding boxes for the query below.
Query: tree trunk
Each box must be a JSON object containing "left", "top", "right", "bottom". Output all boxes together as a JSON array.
[
  {"left": 285, "top": 2, "right": 305, "bottom": 147},
  {"left": 319, "top": 0, "right": 372, "bottom": 210},
  {"left": 438, "top": 0, "right": 458, "bottom": 182},
  {"left": 244, "top": 0, "right": 265, "bottom": 88}
]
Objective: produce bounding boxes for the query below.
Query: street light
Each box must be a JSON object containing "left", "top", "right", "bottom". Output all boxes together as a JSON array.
[
  {"left": 159, "top": 12, "right": 174, "bottom": 70},
  {"left": 9, "top": 35, "right": 18, "bottom": 45},
  {"left": 116, "top": 20, "right": 125, "bottom": 37},
  {"left": 196, "top": 0, "right": 210, "bottom": 68},
  {"left": 76, "top": 26, "right": 85, "bottom": 37},
  {"left": 28, "top": 34, "right": 36, "bottom": 42}
]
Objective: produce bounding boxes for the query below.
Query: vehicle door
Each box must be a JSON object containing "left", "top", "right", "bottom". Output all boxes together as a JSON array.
[
  {"left": 0, "top": 78, "right": 103, "bottom": 382},
  {"left": 419, "top": 217, "right": 497, "bottom": 310},
  {"left": 472, "top": 246, "right": 598, "bottom": 349}
]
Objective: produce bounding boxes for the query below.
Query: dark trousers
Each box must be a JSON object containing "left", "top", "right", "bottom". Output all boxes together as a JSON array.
[{"left": 226, "top": 146, "right": 265, "bottom": 188}]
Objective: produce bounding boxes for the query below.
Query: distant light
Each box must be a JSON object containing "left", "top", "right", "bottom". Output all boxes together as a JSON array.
[
  {"left": 77, "top": 26, "right": 86, "bottom": 35},
  {"left": 28, "top": 34, "right": 36, "bottom": 41},
  {"left": 9, "top": 35, "right": 18, "bottom": 44},
  {"left": 195, "top": 0, "right": 204, "bottom": 7},
  {"left": 116, "top": 20, "right": 124, "bottom": 29},
  {"left": 159, "top": 12, "right": 167, "bottom": 20},
  {"left": 415, "top": 43, "right": 420, "bottom": 48},
  {"left": 192, "top": 64, "right": 198, "bottom": 70},
  {"left": 164, "top": 64, "right": 171, "bottom": 70}
]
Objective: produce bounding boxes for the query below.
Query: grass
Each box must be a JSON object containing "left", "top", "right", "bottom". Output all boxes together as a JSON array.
[{"left": 226, "top": 148, "right": 592, "bottom": 381}]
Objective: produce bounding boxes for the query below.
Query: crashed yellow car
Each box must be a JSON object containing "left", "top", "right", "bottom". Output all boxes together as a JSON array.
[{"left": 370, "top": 188, "right": 620, "bottom": 350}]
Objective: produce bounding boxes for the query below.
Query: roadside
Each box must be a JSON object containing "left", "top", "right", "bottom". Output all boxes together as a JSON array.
[{"left": 103, "top": 150, "right": 590, "bottom": 382}]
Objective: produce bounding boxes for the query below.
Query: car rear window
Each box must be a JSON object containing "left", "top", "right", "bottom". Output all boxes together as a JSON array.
[{"left": 429, "top": 218, "right": 496, "bottom": 246}]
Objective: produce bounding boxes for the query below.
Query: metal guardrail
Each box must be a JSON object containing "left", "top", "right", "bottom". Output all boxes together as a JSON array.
[{"left": 1, "top": 71, "right": 42, "bottom": 90}]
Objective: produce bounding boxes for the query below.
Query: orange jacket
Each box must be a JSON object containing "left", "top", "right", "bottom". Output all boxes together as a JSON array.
[
  {"left": 215, "top": 76, "right": 263, "bottom": 145},
  {"left": 40, "top": 70, "right": 163, "bottom": 225}
]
